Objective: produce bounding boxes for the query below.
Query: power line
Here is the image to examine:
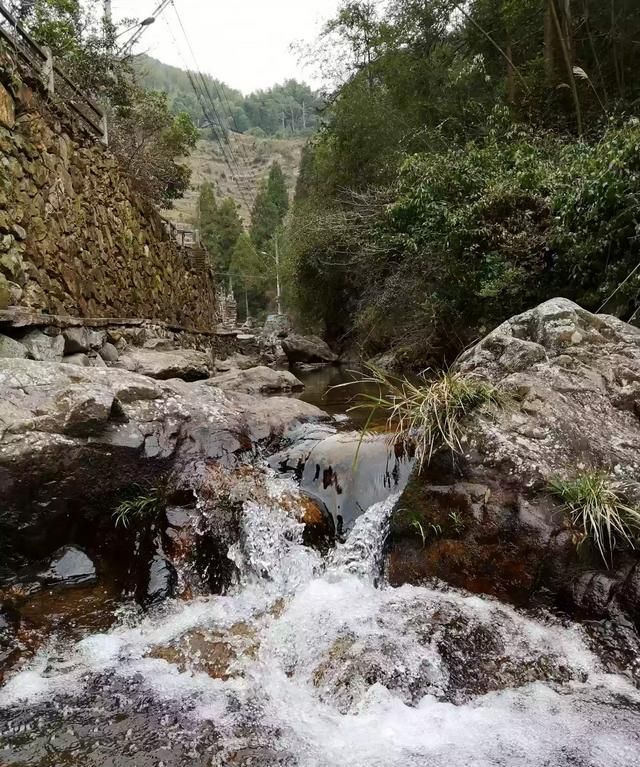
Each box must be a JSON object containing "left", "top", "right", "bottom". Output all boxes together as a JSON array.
[
  {"left": 161, "top": 10, "right": 255, "bottom": 213},
  {"left": 169, "top": 0, "right": 256, "bottom": 211}
]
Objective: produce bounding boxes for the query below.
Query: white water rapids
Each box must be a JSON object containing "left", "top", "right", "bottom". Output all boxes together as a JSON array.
[{"left": 1, "top": 472, "right": 640, "bottom": 766}]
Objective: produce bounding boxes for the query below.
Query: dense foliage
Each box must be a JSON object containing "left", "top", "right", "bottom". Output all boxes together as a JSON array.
[
  {"left": 136, "top": 56, "right": 323, "bottom": 138},
  {"left": 287, "top": 0, "right": 640, "bottom": 365}
]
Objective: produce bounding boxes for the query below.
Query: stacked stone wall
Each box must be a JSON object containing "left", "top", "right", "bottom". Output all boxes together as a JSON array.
[{"left": 0, "top": 62, "right": 216, "bottom": 331}]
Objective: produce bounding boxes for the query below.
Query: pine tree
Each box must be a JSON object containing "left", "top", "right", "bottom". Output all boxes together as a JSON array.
[
  {"left": 250, "top": 184, "right": 280, "bottom": 252},
  {"left": 230, "top": 233, "right": 271, "bottom": 318},
  {"left": 215, "top": 198, "right": 244, "bottom": 272},
  {"left": 267, "top": 162, "right": 289, "bottom": 222},
  {"left": 198, "top": 182, "right": 222, "bottom": 267}
]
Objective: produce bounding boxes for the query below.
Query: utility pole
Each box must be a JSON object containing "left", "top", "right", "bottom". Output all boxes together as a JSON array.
[
  {"left": 274, "top": 233, "right": 282, "bottom": 315},
  {"left": 302, "top": 101, "right": 306, "bottom": 130}
]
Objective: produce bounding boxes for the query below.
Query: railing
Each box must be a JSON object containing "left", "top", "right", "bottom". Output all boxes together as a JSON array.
[
  {"left": 161, "top": 218, "right": 210, "bottom": 273},
  {"left": 0, "top": 1, "right": 106, "bottom": 142}
]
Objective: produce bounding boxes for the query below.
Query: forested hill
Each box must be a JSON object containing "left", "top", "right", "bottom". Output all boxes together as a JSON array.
[{"left": 134, "top": 55, "right": 322, "bottom": 137}]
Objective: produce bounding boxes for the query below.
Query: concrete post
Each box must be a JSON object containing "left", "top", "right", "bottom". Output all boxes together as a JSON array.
[{"left": 42, "top": 46, "right": 54, "bottom": 96}]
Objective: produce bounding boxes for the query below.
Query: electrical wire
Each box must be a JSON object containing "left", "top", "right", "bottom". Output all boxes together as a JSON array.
[
  {"left": 161, "top": 9, "right": 255, "bottom": 213},
  {"left": 170, "top": 0, "right": 257, "bottom": 211}
]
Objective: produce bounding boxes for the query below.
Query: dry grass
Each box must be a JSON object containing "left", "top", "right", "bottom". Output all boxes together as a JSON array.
[
  {"left": 550, "top": 471, "right": 640, "bottom": 565},
  {"left": 341, "top": 365, "right": 504, "bottom": 469},
  {"left": 163, "top": 134, "right": 304, "bottom": 224}
]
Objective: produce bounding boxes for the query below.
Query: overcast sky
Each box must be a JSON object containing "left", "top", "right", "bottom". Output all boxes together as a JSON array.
[{"left": 112, "top": 0, "right": 342, "bottom": 94}]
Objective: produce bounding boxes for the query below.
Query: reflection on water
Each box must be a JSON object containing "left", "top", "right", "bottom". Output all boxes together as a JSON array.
[{"left": 292, "top": 365, "right": 389, "bottom": 428}]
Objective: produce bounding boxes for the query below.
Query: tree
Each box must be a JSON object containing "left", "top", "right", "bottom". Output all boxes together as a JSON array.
[
  {"left": 229, "top": 233, "right": 271, "bottom": 318},
  {"left": 110, "top": 89, "right": 198, "bottom": 206},
  {"left": 198, "top": 182, "right": 222, "bottom": 265},
  {"left": 20, "top": 1, "right": 200, "bottom": 207},
  {"left": 250, "top": 184, "right": 280, "bottom": 252},
  {"left": 266, "top": 162, "right": 289, "bottom": 221},
  {"left": 215, "top": 198, "right": 244, "bottom": 272}
]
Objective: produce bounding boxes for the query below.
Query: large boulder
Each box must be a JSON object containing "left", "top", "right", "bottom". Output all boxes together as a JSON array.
[
  {"left": 271, "top": 425, "right": 414, "bottom": 533},
  {"left": 0, "top": 334, "right": 28, "bottom": 359},
  {"left": 0, "top": 358, "right": 327, "bottom": 546},
  {"left": 116, "top": 348, "right": 213, "bottom": 381},
  {"left": 281, "top": 334, "right": 338, "bottom": 365},
  {"left": 210, "top": 366, "right": 304, "bottom": 395},
  {"left": 19, "top": 329, "right": 64, "bottom": 361},
  {"left": 386, "top": 298, "right": 640, "bottom": 622}
]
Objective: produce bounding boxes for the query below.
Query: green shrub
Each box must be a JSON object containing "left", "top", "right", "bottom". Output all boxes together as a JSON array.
[
  {"left": 550, "top": 471, "right": 640, "bottom": 565},
  {"left": 113, "top": 485, "right": 165, "bottom": 529}
]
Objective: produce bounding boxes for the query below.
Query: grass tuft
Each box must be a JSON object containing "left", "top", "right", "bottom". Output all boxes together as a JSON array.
[
  {"left": 550, "top": 471, "right": 640, "bottom": 565},
  {"left": 113, "top": 485, "right": 165, "bottom": 529},
  {"left": 340, "top": 365, "right": 504, "bottom": 469}
]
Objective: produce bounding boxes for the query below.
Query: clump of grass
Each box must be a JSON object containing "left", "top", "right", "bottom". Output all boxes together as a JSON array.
[
  {"left": 113, "top": 485, "right": 165, "bottom": 529},
  {"left": 550, "top": 471, "right": 640, "bottom": 565},
  {"left": 342, "top": 365, "right": 504, "bottom": 469}
]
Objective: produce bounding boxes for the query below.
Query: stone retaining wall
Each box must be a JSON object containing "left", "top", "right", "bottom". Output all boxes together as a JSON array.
[{"left": 0, "top": 59, "right": 217, "bottom": 330}]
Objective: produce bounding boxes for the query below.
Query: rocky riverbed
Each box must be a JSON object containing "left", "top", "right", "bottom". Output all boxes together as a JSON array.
[{"left": 1, "top": 300, "right": 640, "bottom": 766}]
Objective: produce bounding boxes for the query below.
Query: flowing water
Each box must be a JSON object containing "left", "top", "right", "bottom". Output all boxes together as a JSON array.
[{"left": 2, "top": 466, "right": 640, "bottom": 766}]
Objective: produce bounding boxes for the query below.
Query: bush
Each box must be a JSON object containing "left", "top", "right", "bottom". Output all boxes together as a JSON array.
[
  {"left": 344, "top": 365, "right": 504, "bottom": 469},
  {"left": 550, "top": 471, "right": 640, "bottom": 565},
  {"left": 289, "top": 119, "right": 640, "bottom": 366}
]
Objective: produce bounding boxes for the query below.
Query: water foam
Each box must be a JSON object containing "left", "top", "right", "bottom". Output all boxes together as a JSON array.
[{"left": 2, "top": 475, "right": 640, "bottom": 767}]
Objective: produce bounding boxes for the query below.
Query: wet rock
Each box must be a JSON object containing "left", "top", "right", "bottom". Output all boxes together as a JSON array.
[
  {"left": 38, "top": 546, "right": 97, "bottom": 587},
  {"left": 0, "top": 358, "right": 328, "bottom": 557},
  {"left": 116, "top": 347, "right": 213, "bottom": 381},
  {"left": 387, "top": 298, "right": 640, "bottom": 620},
  {"left": 271, "top": 429, "right": 414, "bottom": 533},
  {"left": 210, "top": 366, "right": 304, "bottom": 395},
  {"left": 143, "top": 540, "right": 177, "bottom": 606},
  {"left": 281, "top": 334, "right": 338, "bottom": 365},
  {"left": 0, "top": 334, "right": 28, "bottom": 359},
  {"left": 20, "top": 328, "right": 64, "bottom": 361},
  {"left": 99, "top": 342, "right": 119, "bottom": 363}
]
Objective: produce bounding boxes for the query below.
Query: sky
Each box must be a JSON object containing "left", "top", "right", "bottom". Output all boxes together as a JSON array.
[{"left": 112, "top": 0, "right": 343, "bottom": 94}]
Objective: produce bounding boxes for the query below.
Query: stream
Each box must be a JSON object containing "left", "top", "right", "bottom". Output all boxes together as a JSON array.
[{"left": 1, "top": 377, "right": 640, "bottom": 766}]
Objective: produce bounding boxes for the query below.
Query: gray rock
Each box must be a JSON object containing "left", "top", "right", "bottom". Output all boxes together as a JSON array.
[
  {"left": 63, "top": 327, "right": 90, "bottom": 354},
  {"left": 0, "top": 358, "right": 328, "bottom": 532},
  {"left": 387, "top": 298, "right": 640, "bottom": 620},
  {"left": 99, "top": 342, "right": 119, "bottom": 363},
  {"left": 143, "top": 539, "right": 177, "bottom": 606},
  {"left": 20, "top": 329, "right": 65, "bottom": 361},
  {"left": 116, "top": 348, "right": 213, "bottom": 381},
  {"left": 262, "top": 314, "right": 292, "bottom": 338},
  {"left": 38, "top": 546, "right": 97, "bottom": 587},
  {"left": 215, "top": 353, "right": 259, "bottom": 372},
  {"left": 143, "top": 337, "right": 175, "bottom": 352},
  {"left": 282, "top": 334, "right": 338, "bottom": 364},
  {"left": 210, "top": 365, "right": 304, "bottom": 395},
  {"left": 63, "top": 352, "right": 92, "bottom": 367},
  {"left": 270, "top": 428, "right": 414, "bottom": 531},
  {"left": 0, "top": 334, "right": 28, "bottom": 359}
]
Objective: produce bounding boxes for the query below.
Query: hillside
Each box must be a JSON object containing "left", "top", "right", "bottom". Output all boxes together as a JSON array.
[
  {"left": 135, "top": 55, "right": 322, "bottom": 138},
  {"left": 163, "top": 133, "right": 305, "bottom": 225}
]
